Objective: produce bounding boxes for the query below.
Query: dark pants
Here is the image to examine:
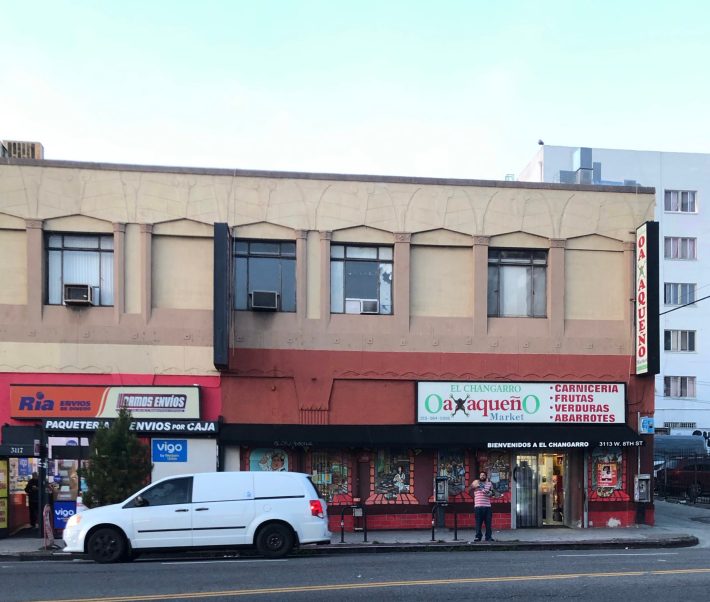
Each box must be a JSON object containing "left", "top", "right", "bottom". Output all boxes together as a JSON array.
[
  {"left": 28, "top": 498, "right": 38, "bottom": 527},
  {"left": 475, "top": 506, "right": 492, "bottom": 540}
]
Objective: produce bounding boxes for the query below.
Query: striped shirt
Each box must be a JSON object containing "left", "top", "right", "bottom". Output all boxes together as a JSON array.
[{"left": 473, "top": 481, "right": 493, "bottom": 507}]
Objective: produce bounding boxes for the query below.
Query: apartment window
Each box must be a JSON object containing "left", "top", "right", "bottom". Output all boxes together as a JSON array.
[
  {"left": 234, "top": 240, "right": 296, "bottom": 311},
  {"left": 664, "top": 190, "right": 697, "bottom": 213},
  {"left": 487, "top": 249, "right": 547, "bottom": 317},
  {"left": 664, "top": 329, "right": 696, "bottom": 352},
  {"left": 664, "top": 237, "right": 697, "bottom": 260},
  {"left": 46, "top": 233, "right": 114, "bottom": 305},
  {"left": 664, "top": 376, "right": 696, "bottom": 398},
  {"left": 330, "top": 244, "right": 393, "bottom": 314},
  {"left": 664, "top": 283, "right": 696, "bottom": 305}
]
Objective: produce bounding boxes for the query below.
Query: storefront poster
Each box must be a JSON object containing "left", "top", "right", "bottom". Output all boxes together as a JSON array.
[
  {"left": 11, "top": 385, "right": 200, "bottom": 419},
  {"left": 597, "top": 463, "right": 618, "bottom": 487},
  {"left": 418, "top": 381, "right": 625, "bottom": 424},
  {"left": 375, "top": 450, "right": 410, "bottom": 500},
  {"left": 0, "top": 499, "right": 7, "bottom": 530},
  {"left": 0, "top": 461, "right": 8, "bottom": 498},
  {"left": 250, "top": 449, "right": 288, "bottom": 472},
  {"left": 592, "top": 448, "right": 623, "bottom": 497}
]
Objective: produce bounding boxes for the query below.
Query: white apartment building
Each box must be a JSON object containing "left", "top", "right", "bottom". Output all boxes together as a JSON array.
[{"left": 519, "top": 145, "right": 710, "bottom": 444}]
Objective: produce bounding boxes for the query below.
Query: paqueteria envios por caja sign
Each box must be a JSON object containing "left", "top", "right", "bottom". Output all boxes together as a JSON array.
[{"left": 416, "top": 382, "right": 625, "bottom": 424}]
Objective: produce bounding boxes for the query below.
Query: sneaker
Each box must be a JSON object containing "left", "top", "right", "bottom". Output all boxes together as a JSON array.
[
  {"left": 474, "top": 538, "right": 481, "bottom": 542},
  {"left": 485, "top": 538, "right": 495, "bottom": 542}
]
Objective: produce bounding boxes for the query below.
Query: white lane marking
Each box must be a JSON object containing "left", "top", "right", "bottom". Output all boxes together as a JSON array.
[
  {"left": 557, "top": 552, "right": 679, "bottom": 557},
  {"left": 162, "top": 559, "right": 288, "bottom": 565}
]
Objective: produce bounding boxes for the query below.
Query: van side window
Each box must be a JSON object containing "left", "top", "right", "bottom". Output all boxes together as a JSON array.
[{"left": 137, "top": 477, "right": 192, "bottom": 507}]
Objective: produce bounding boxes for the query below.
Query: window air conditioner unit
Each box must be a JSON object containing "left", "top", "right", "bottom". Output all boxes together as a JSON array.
[
  {"left": 250, "top": 290, "right": 279, "bottom": 311},
  {"left": 63, "top": 284, "right": 96, "bottom": 306},
  {"left": 345, "top": 298, "right": 379, "bottom": 314}
]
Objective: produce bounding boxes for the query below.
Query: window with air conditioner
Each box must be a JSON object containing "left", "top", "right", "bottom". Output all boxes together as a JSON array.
[
  {"left": 487, "top": 248, "right": 547, "bottom": 317},
  {"left": 47, "top": 233, "right": 114, "bottom": 306},
  {"left": 330, "top": 244, "right": 393, "bottom": 315},
  {"left": 234, "top": 240, "right": 296, "bottom": 311}
]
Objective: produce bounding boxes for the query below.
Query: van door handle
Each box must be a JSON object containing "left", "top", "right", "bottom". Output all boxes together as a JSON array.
[
  {"left": 175, "top": 508, "right": 189, "bottom": 512},
  {"left": 195, "top": 507, "right": 209, "bottom": 511}
]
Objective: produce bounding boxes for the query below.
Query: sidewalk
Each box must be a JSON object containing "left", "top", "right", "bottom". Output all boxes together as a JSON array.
[{"left": 0, "top": 524, "right": 698, "bottom": 561}]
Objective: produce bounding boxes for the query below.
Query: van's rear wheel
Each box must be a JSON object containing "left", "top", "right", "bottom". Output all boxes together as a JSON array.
[
  {"left": 256, "top": 524, "right": 294, "bottom": 559},
  {"left": 87, "top": 527, "right": 126, "bottom": 563}
]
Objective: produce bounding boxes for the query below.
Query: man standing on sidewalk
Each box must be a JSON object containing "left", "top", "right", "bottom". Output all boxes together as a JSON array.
[{"left": 471, "top": 470, "right": 494, "bottom": 542}]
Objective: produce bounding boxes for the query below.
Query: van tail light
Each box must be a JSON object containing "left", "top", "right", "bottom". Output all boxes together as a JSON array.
[{"left": 310, "top": 499, "right": 324, "bottom": 518}]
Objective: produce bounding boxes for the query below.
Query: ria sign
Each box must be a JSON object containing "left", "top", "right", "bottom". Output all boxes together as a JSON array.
[{"left": 635, "top": 222, "right": 659, "bottom": 375}]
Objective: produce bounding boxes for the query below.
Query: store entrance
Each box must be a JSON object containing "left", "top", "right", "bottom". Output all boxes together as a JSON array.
[{"left": 513, "top": 453, "right": 566, "bottom": 528}]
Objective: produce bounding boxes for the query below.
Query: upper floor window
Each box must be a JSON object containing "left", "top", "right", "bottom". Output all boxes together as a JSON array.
[
  {"left": 330, "top": 244, "right": 393, "bottom": 315},
  {"left": 664, "top": 237, "right": 696, "bottom": 260},
  {"left": 664, "top": 329, "right": 696, "bottom": 352},
  {"left": 487, "top": 249, "right": 547, "bottom": 317},
  {"left": 664, "top": 282, "right": 696, "bottom": 305},
  {"left": 47, "top": 233, "right": 114, "bottom": 306},
  {"left": 664, "top": 190, "right": 697, "bottom": 213},
  {"left": 664, "top": 376, "right": 696, "bottom": 398},
  {"left": 234, "top": 240, "right": 296, "bottom": 311}
]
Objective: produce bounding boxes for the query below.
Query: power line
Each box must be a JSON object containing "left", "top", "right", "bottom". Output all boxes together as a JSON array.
[{"left": 660, "top": 293, "right": 710, "bottom": 316}]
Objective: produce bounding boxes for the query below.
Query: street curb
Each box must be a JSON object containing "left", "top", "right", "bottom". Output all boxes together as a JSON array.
[{"left": 6, "top": 535, "right": 699, "bottom": 562}]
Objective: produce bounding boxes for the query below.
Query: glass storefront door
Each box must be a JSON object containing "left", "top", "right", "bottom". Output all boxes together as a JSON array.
[{"left": 513, "top": 453, "right": 566, "bottom": 528}]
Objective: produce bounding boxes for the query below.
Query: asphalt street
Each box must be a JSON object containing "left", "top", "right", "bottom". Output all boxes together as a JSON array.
[{"left": 0, "top": 499, "right": 708, "bottom": 602}]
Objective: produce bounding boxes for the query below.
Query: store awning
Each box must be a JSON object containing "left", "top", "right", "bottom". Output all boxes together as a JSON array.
[{"left": 220, "top": 423, "right": 645, "bottom": 450}]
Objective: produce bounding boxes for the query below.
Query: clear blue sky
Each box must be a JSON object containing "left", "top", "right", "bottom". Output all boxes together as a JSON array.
[{"left": 3, "top": 1, "right": 709, "bottom": 179}]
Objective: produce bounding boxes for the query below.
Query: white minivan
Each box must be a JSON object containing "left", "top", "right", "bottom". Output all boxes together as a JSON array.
[{"left": 63, "top": 471, "right": 331, "bottom": 563}]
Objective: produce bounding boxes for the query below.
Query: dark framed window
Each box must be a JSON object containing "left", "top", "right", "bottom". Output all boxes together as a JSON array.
[
  {"left": 664, "top": 190, "right": 696, "bottom": 213},
  {"left": 126, "top": 477, "right": 192, "bottom": 507},
  {"left": 234, "top": 240, "right": 296, "bottom": 311},
  {"left": 46, "top": 233, "right": 114, "bottom": 305},
  {"left": 330, "top": 244, "right": 393, "bottom": 314},
  {"left": 664, "top": 329, "right": 696, "bottom": 352},
  {"left": 664, "top": 376, "right": 696, "bottom": 398},
  {"left": 487, "top": 249, "right": 547, "bottom": 317},
  {"left": 664, "top": 282, "right": 696, "bottom": 305}
]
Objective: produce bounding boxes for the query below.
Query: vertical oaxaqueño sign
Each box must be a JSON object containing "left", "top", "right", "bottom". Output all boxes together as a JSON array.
[{"left": 635, "top": 221, "right": 659, "bottom": 375}]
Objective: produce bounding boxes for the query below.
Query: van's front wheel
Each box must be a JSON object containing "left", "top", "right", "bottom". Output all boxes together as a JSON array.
[
  {"left": 256, "top": 523, "right": 294, "bottom": 558},
  {"left": 87, "top": 527, "right": 126, "bottom": 563}
]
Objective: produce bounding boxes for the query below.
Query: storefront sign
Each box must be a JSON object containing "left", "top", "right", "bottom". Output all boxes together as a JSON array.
[
  {"left": 53, "top": 500, "right": 76, "bottom": 530},
  {"left": 639, "top": 416, "right": 654, "bottom": 435},
  {"left": 636, "top": 223, "right": 649, "bottom": 374},
  {"left": 417, "top": 382, "right": 625, "bottom": 424},
  {"left": 43, "top": 419, "right": 218, "bottom": 435},
  {"left": 635, "top": 221, "right": 660, "bottom": 375},
  {"left": 152, "top": 439, "right": 188, "bottom": 462},
  {"left": 10, "top": 386, "right": 200, "bottom": 419},
  {"left": 486, "top": 439, "right": 643, "bottom": 449}
]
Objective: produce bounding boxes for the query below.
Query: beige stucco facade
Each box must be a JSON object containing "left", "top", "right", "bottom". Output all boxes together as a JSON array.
[{"left": 0, "top": 159, "right": 655, "bottom": 375}]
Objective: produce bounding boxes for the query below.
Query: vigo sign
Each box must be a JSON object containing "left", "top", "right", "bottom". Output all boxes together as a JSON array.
[{"left": 417, "top": 382, "right": 626, "bottom": 424}]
